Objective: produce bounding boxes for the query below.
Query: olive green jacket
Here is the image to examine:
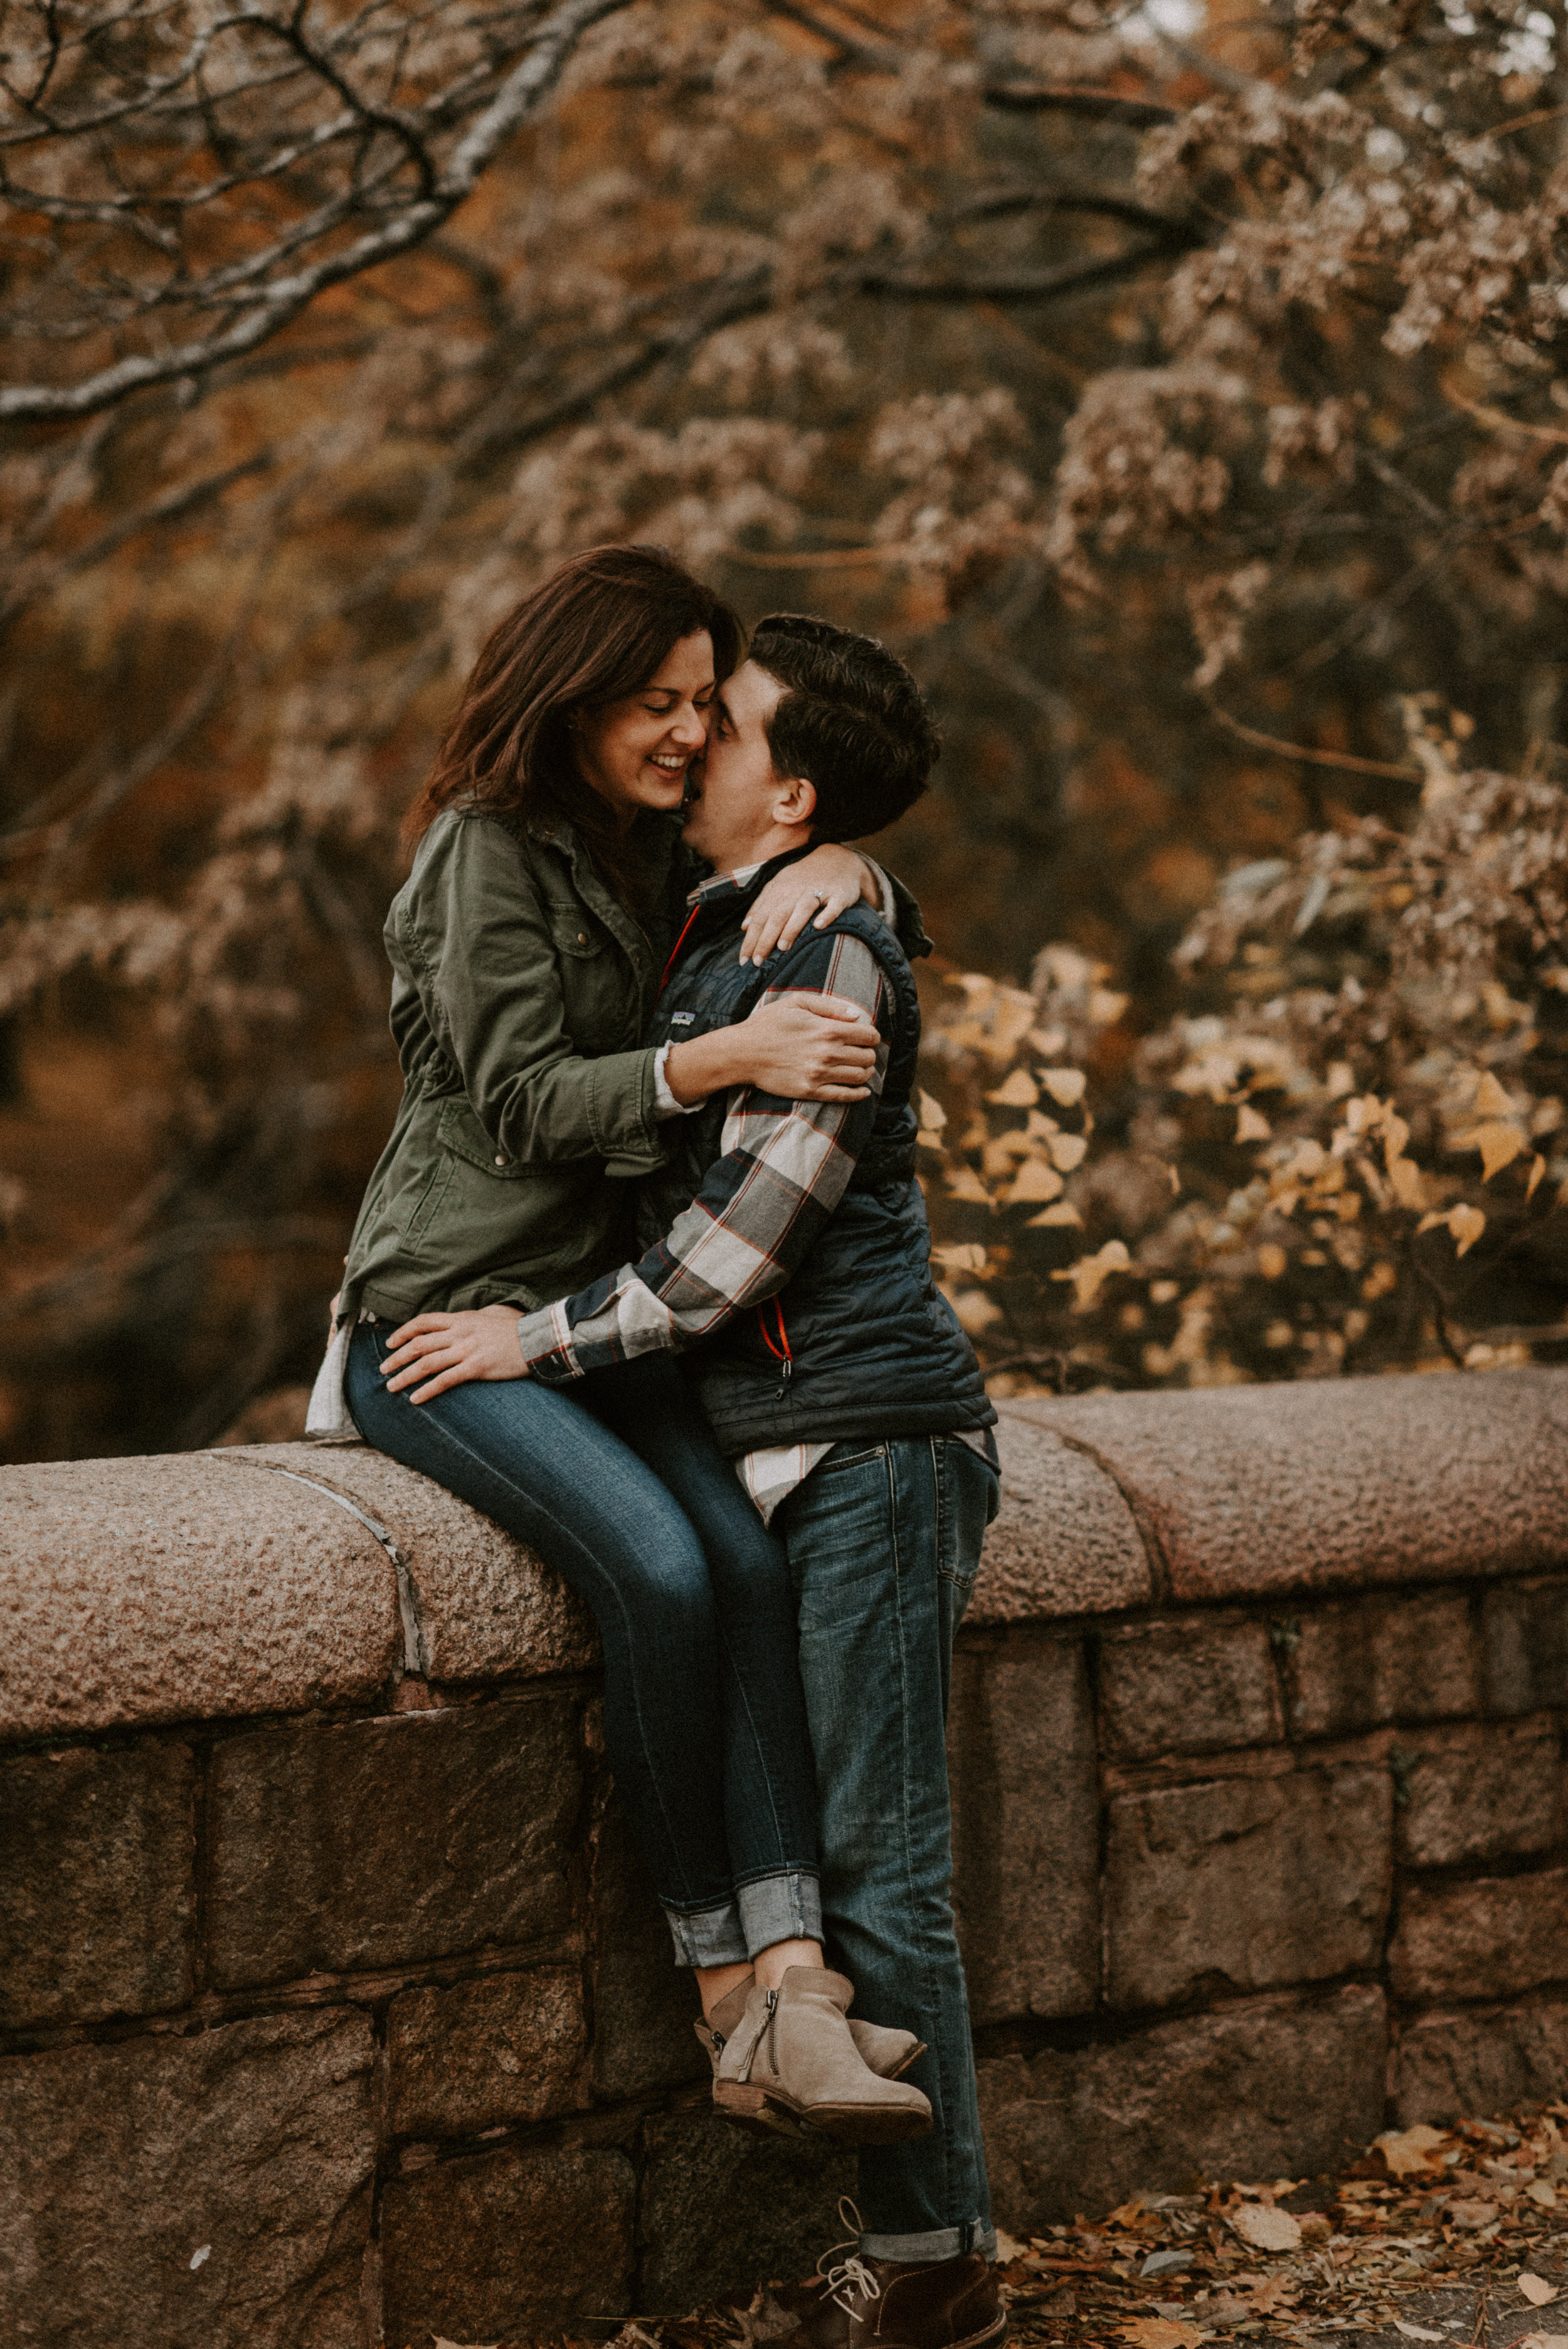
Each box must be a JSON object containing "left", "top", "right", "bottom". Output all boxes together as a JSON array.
[{"left": 341, "top": 805, "right": 686, "bottom": 1325}]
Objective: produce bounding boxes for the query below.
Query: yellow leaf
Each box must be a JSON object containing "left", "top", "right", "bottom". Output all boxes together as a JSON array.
[
  {"left": 1387, "top": 1154, "right": 1426, "bottom": 1211},
  {"left": 933, "top": 1243, "right": 989, "bottom": 1274},
  {"left": 1528, "top": 1152, "right": 1546, "bottom": 1200},
  {"left": 1381, "top": 1112, "right": 1411, "bottom": 1167},
  {"left": 982, "top": 1140, "right": 1017, "bottom": 1177},
  {"left": 918, "top": 1089, "right": 948, "bottom": 1132},
  {"left": 1039, "top": 1066, "right": 1088, "bottom": 1106},
  {"left": 1090, "top": 987, "right": 1129, "bottom": 1026},
  {"left": 1453, "top": 1120, "right": 1526, "bottom": 1180},
  {"left": 1054, "top": 1239, "right": 1131, "bottom": 1310},
  {"left": 1028, "top": 1025, "right": 1067, "bottom": 1056},
  {"left": 1258, "top": 1243, "right": 1287, "bottom": 1279},
  {"left": 951, "top": 1287, "right": 1003, "bottom": 1335},
  {"left": 1027, "top": 1202, "right": 1082, "bottom": 1227},
  {"left": 945, "top": 1167, "right": 993, "bottom": 1206},
  {"left": 1006, "top": 1157, "right": 1064, "bottom": 1204},
  {"left": 1472, "top": 1069, "right": 1514, "bottom": 1118},
  {"left": 1025, "top": 1108, "right": 1061, "bottom": 1139},
  {"left": 1451, "top": 1202, "right": 1486, "bottom": 1255},
  {"left": 1236, "top": 1103, "right": 1272, "bottom": 1142},
  {"left": 1049, "top": 1132, "right": 1089, "bottom": 1172},
  {"left": 986, "top": 1068, "right": 1038, "bottom": 1108}
]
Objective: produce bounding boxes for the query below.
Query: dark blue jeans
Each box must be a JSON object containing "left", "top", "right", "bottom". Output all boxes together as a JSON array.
[
  {"left": 346, "top": 1323, "right": 820, "bottom": 1962},
  {"left": 775, "top": 1434, "right": 1000, "bottom": 2265}
]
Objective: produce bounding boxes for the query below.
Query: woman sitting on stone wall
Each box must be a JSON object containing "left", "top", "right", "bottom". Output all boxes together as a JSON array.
[{"left": 307, "top": 541, "right": 930, "bottom": 2141}]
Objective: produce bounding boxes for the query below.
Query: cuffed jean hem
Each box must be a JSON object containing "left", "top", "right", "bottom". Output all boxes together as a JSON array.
[
  {"left": 738, "top": 1865, "right": 821, "bottom": 1959},
  {"left": 662, "top": 1869, "right": 822, "bottom": 1968},
  {"left": 662, "top": 1901, "right": 750, "bottom": 1968},
  {"left": 859, "top": 2222, "right": 998, "bottom": 2266}
]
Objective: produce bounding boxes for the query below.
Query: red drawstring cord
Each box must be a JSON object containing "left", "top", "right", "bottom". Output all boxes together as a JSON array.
[
  {"left": 659, "top": 906, "right": 701, "bottom": 995},
  {"left": 757, "top": 1295, "right": 792, "bottom": 1370}
]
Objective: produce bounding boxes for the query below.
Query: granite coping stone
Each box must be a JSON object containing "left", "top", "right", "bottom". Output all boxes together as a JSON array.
[{"left": 3, "top": 1367, "right": 1565, "bottom": 1738}]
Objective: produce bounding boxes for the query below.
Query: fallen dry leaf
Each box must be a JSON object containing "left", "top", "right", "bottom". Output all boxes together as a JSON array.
[
  {"left": 1118, "top": 2321, "right": 1200, "bottom": 2349},
  {"left": 431, "top": 2338, "right": 500, "bottom": 2348},
  {"left": 1528, "top": 2180, "right": 1559, "bottom": 2208},
  {"left": 1393, "top": 2325, "right": 1444, "bottom": 2341},
  {"left": 1517, "top": 2336, "right": 1568, "bottom": 2349},
  {"left": 1521, "top": 2274, "right": 1560, "bottom": 2307},
  {"left": 1228, "top": 2203, "right": 1302, "bottom": 2254},
  {"left": 1374, "top": 2125, "right": 1451, "bottom": 2178}
]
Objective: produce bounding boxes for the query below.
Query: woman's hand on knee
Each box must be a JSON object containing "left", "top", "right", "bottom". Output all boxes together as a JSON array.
[{"left": 381, "top": 1305, "right": 529, "bottom": 1404}]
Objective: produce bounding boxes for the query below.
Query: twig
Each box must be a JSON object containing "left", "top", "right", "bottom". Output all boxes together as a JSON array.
[{"left": 1197, "top": 691, "right": 1422, "bottom": 781}]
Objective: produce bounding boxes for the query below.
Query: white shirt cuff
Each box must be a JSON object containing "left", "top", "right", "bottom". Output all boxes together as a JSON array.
[{"left": 654, "top": 1040, "right": 706, "bottom": 1118}]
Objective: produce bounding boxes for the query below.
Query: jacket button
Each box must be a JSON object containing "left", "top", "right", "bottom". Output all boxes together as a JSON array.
[
  {"left": 494, "top": 1153, "right": 509, "bottom": 1167},
  {"left": 577, "top": 931, "right": 588, "bottom": 945}
]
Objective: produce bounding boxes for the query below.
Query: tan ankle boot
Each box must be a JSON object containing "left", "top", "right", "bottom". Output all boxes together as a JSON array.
[
  {"left": 696, "top": 1975, "right": 926, "bottom": 2094},
  {"left": 708, "top": 1967, "right": 932, "bottom": 2144}
]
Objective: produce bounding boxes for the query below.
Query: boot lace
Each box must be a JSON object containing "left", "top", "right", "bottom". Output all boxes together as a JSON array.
[{"left": 817, "top": 2198, "right": 882, "bottom": 2317}]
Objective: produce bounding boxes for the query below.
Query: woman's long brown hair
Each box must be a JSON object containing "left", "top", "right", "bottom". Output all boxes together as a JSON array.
[{"left": 404, "top": 543, "right": 744, "bottom": 918}]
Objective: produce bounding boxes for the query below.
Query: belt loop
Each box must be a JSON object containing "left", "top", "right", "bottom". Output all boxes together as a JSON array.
[{"left": 960, "top": 2220, "right": 976, "bottom": 2256}]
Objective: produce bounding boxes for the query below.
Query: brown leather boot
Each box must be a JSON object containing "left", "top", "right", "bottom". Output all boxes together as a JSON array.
[
  {"left": 709, "top": 1968, "right": 932, "bottom": 2143},
  {"left": 778, "top": 2237, "right": 1005, "bottom": 2349},
  {"left": 696, "top": 1975, "right": 926, "bottom": 2111}
]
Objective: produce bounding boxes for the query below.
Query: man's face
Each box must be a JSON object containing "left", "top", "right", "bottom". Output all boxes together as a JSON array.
[{"left": 682, "top": 659, "right": 802, "bottom": 871}]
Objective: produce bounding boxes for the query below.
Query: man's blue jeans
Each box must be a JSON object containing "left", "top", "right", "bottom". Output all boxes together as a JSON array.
[
  {"left": 775, "top": 1433, "right": 1000, "bottom": 2266},
  {"left": 346, "top": 1323, "right": 821, "bottom": 1962}
]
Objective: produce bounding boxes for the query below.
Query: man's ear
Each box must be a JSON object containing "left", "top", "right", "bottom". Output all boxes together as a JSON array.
[{"left": 774, "top": 773, "right": 817, "bottom": 830}]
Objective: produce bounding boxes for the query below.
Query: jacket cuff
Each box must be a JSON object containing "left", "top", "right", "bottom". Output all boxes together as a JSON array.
[{"left": 587, "top": 1047, "right": 667, "bottom": 1175}]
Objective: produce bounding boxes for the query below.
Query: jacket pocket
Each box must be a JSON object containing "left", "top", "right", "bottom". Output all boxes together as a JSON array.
[{"left": 437, "top": 1096, "right": 531, "bottom": 1178}]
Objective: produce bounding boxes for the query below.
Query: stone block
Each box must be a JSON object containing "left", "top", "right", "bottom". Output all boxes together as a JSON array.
[
  {"left": 1483, "top": 1577, "right": 1568, "bottom": 1716},
  {"left": 1095, "top": 1619, "right": 1283, "bottom": 1760},
  {"left": 590, "top": 1790, "right": 709, "bottom": 2104},
  {"left": 948, "top": 1637, "right": 1099, "bottom": 2023},
  {"left": 387, "top": 1963, "right": 587, "bottom": 2138},
  {"left": 1393, "top": 1998, "right": 1568, "bottom": 2124},
  {"left": 0, "top": 1453, "right": 400, "bottom": 1738},
  {"left": 971, "top": 1417, "right": 1152, "bottom": 1622},
  {"left": 0, "top": 2008, "right": 374, "bottom": 2349},
  {"left": 228, "top": 1441, "right": 598, "bottom": 1684},
  {"left": 0, "top": 1740, "right": 194, "bottom": 2028},
  {"left": 381, "top": 2143, "right": 633, "bottom": 2345},
  {"left": 1279, "top": 1593, "right": 1480, "bottom": 1740},
  {"left": 1395, "top": 1719, "right": 1562, "bottom": 1867},
  {"left": 639, "top": 2110, "right": 856, "bottom": 2312},
  {"left": 208, "top": 1695, "right": 581, "bottom": 1988},
  {"left": 1106, "top": 1764, "right": 1392, "bottom": 2010},
  {"left": 978, "top": 1984, "right": 1387, "bottom": 2230},
  {"left": 1389, "top": 1869, "right": 1568, "bottom": 2005},
  {"left": 1011, "top": 1366, "right": 1568, "bottom": 1602}
]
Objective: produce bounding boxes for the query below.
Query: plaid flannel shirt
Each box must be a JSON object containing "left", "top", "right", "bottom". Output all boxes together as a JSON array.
[{"left": 512, "top": 921, "right": 887, "bottom": 1388}]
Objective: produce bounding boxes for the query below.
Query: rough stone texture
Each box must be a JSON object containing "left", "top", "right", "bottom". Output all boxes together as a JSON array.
[
  {"left": 1010, "top": 1366, "right": 1568, "bottom": 1601},
  {"left": 639, "top": 2111, "right": 856, "bottom": 2311},
  {"left": 227, "top": 1440, "right": 598, "bottom": 1683},
  {"left": 970, "top": 1416, "right": 1152, "bottom": 1621},
  {"left": 1395, "top": 1718, "right": 1562, "bottom": 1868},
  {"left": 1106, "top": 1764, "right": 1393, "bottom": 2009},
  {"left": 1482, "top": 1577, "right": 1568, "bottom": 1716},
  {"left": 948, "top": 1637, "right": 1100, "bottom": 2023},
  {"left": 386, "top": 1963, "right": 588, "bottom": 2139},
  {"left": 381, "top": 2143, "right": 634, "bottom": 2346},
  {"left": 0, "top": 1741, "right": 194, "bottom": 2028},
  {"left": 1393, "top": 1998, "right": 1568, "bottom": 2125},
  {"left": 208, "top": 1695, "right": 581, "bottom": 1987},
  {"left": 978, "top": 1985, "right": 1387, "bottom": 2230},
  {"left": 0, "top": 2008, "right": 374, "bottom": 2349},
  {"left": 590, "top": 1790, "right": 710, "bottom": 2103},
  {"left": 0, "top": 1453, "right": 400, "bottom": 1737},
  {"left": 1279, "top": 1593, "right": 1480, "bottom": 1740},
  {"left": 1095, "top": 1618, "right": 1283, "bottom": 1760},
  {"left": 1389, "top": 1869, "right": 1568, "bottom": 2004}
]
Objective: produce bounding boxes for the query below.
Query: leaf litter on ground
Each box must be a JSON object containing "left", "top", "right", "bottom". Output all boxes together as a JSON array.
[{"left": 461, "top": 2102, "right": 1568, "bottom": 2349}]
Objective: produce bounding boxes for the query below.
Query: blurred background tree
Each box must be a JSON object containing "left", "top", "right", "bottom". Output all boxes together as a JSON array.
[{"left": 1, "top": 0, "right": 1565, "bottom": 1457}]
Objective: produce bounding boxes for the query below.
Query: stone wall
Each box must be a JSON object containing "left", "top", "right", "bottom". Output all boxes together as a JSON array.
[{"left": 3, "top": 1367, "right": 1568, "bottom": 2348}]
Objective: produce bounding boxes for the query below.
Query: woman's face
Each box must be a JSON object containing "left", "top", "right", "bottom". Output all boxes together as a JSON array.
[{"left": 572, "top": 631, "right": 715, "bottom": 825}]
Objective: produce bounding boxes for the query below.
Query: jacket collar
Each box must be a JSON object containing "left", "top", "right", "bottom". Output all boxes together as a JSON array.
[{"left": 684, "top": 844, "right": 817, "bottom": 916}]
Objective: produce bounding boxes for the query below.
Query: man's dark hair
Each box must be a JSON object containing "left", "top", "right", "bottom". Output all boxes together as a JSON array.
[{"left": 747, "top": 612, "right": 939, "bottom": 841}]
